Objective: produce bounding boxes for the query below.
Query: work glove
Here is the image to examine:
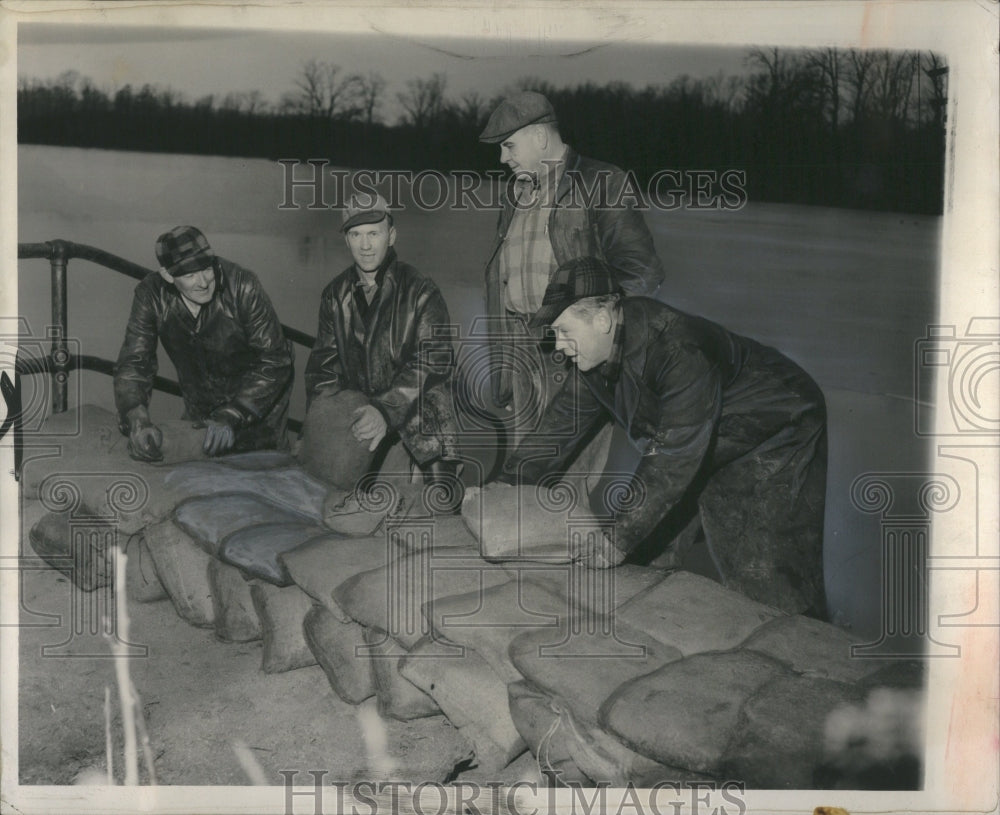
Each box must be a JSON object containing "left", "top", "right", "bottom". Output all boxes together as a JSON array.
[
  {"left": 201, "top": 418, "right": 236, "bottom": 456},
  {"left": 125, "top": 406, "right": 163, "bottom": 463}
]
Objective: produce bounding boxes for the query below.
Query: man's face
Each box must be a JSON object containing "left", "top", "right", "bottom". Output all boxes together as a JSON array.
[
  {"left": 551, "top": 306, "right": 614, "bottom": 372},
  {"left": 345, "top": 219, "right": 396, "bottom": 273},
  {"left": 171, "top": 265, "right": 216, "bottom": 305},
  {"left": 499, "top": 126, "right": 545, "bottom": 178}
]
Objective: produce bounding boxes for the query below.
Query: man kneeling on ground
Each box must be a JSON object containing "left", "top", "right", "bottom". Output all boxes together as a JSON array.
[
  {"left": 304, "top": 192, "right": 464, "bottom": 511},
  {"left": 499, "top": 256, "right": 828, "bottom": 618},
  {"left": 114, "top": 225, "right": 294, "bottom": 461}
]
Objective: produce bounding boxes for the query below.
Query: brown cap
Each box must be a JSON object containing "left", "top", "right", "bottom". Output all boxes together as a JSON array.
[{"left": 479, "top": 91, "right": 557, "bottom": 143}]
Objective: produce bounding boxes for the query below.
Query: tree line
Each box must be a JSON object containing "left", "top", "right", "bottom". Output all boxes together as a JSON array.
[{"left": 18, "top": 47, "right": 947, "bottom": 214}]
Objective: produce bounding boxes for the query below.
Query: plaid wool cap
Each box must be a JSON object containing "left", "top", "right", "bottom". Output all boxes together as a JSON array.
[
  {"left": 479, "top": 91, "right": 557, "bottom": 143},
  {"left": 342, "top": 192, "right": 391, "bottom": 232},
  {"left": 155, "top": 225, "right": 215, "bottom": 277},
  {"left": 529, "top": 256, "right": 622, "bottom": 328}
]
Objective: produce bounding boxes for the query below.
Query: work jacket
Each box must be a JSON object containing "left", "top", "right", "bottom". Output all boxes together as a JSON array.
[
  {"left": 484, "top": 147, "right": 666, "bottom": 407},
  {"left": 304, "top": 252, "right": 456, "bottom": 461},
  {"left": 114, "top": 259, "right": 293, "bottom": 437},
  {"left": 503, "top": 297, "right": 827, "bottom": 555}
]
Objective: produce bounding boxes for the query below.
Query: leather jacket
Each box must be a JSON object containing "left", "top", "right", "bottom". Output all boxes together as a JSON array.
[
  {"left": 503, "top": 297, "right": 826, "bottom": 553},
  {"left": 304, "top": 251, "right": 454, "bottom": 436},
  {"left": 484, "top": 147, "right": 666, "bottom": 407},
  {"left": 114, "top": 259, "right": 294, "bottom": 435}
]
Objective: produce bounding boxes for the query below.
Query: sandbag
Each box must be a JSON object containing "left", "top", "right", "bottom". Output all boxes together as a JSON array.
[
  {"left": 461, "top": 482, "right": 603, "bottom": 562},
  {"left": 615, "top": 570, "right": 784, "bottom": 656},
  {"left": 363, "top": 627, "right": 440, "bottom": 721},
  {"left": 333, "top": 549, "right": 509, "bottom": 649},
  {"left": 123, "top": 533, "right": 168, "bottom": 603},
  {"left": 600, "top": 650, "right": 786, "bottom": 775},
  {"left": 249, "top": 582, "right": 318, "bottom": 673},
  {"left": 173, "top": 494, "right": 317, "bottom": 557},
  {"left": 218, "top": 523, "right": 327, "bottom": 585},
  {"left": 520, "top": 563, "right": 669, "bottom": 616},
  {"left": 401, "top": 637, "right": 526, "bottom": 773},
  {"left": 507, "top": 681, "right": 591, "bottom": 786},
  {"left": 302, "top": 604, "right": 375, "bottom": 704},
  {"left": 297, "top": 389, "right": 376, "bottom": 489},
  {"left": 208, "top": 558, "right": 262, "bottom": 642},
  {"left": 145, "top": 519, "right": 215, "bottom": 627},
  {"left": 28, "top": 510, "right": 113, "bottom": 591},
  {"left": 322, "top": 481, "right": 419, "bottom": 537}
]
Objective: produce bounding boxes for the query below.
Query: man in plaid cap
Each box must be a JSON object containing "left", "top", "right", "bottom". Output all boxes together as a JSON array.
[
  {"left": 304, "top": 193, "right": 463, "bottom": 508},
  {"left": 114, "top": 225, "right": 294, "bottom": 460},
  {"left": 479, "top": 91, "right": 665, "bottom": 449},
  {"left": 499, "top": 256, "right": 828, "bottom": 618}
]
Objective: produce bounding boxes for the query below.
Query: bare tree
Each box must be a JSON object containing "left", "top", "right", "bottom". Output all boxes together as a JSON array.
[
  {"left": 351, "top": 71, "right": 386, "bottom": 126},
  {"left": 396, "top": 72, "right": 448, "bottom": 128},
  {"left": 867, "top": 50, "right": 918, "bottom": 124},
  {"left": 807, "top": 48, "right": 844, "bottom": 131},
  {"left": 285, "top": 59, "right": 362, "bottom": 119},
  {"left": 845, "top": 49, "right": 877, "bottom": 124},
  {"left": 453, "top": 90, "right": 488, "bottom": 128}
]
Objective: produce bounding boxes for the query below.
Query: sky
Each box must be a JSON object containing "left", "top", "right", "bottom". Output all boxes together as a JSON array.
[{"left": 17, "top": 24, "right": 753, "bottom": 122}]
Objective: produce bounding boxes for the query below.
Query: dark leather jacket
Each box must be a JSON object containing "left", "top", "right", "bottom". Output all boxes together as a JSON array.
[
  {"left": 304, "top": 252, "right": 454, "bottom": 433},
  {"left": 503, "top": 298, "right": 826, "bottom": 553},
  {"left": 114, "top": 259, "right": 294, "bottom": 433},
  {"left": 484, "top": 147, "right": 666, "bottom": 407}
]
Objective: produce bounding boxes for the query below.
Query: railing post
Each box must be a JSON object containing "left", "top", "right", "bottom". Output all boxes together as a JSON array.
[{"left": 49, "top": 240, "right": 69, "bottom": 414}]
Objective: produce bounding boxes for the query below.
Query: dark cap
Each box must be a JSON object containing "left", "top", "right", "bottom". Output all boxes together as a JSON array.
[
  {"left": 155, "top": 225, "right": 215, "bottom": 277},
  {"left": 529, "top": 256, "right": 621, "bottom": 328},
  {"left": 342, "top": 192, "right": 391, "bottom": 232},
  {"left": 479, "top": 91, "right": 557, "bottom": 143}
]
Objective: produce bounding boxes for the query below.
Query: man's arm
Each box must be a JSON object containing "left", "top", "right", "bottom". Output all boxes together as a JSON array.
[
  {"left": 500, "top": 368, "right": 606, "bottom": 483},
  {"left": 611, "top": 344, "right": 721, "bottom": 554},
  {"left": 304, "top": 288, "right": 343, "bottom": 409},
  {"left": 221, "top": 272, "right": 294, "bottom": 429},
  {"left": 113, "top": 283, "right": 160, "bottom": 433},
  {"left": 368, "top": 281, "right": 453, "bottom": 429},
  {"left": 595, "top": 169, "right": 665, "bottom": 297}
]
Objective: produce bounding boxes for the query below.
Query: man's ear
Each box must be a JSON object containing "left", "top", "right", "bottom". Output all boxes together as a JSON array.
[
  {"left": 158, "top": 267, "right": 175, "bottom": 285},
  {"left": 387, "top": 225, "right": 397, "bottom": 248},
  {"left": 594, "top": 307, "right": 614, "bottom": 335}
]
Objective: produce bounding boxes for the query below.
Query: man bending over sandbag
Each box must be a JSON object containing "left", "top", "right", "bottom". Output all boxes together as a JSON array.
[
  {"left": 304, "top": 192, "right": 464, "bottom": 512},
  {"left": 114, "top": 225, "right": 294, "bottom": 461},
  {"left": 497, "top": 256, "right": 828, "bottom": 618}
]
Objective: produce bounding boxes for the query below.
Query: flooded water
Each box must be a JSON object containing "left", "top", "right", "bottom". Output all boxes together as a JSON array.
[{"left": 16, "top": 144, "right": 942, "bottom": 637}]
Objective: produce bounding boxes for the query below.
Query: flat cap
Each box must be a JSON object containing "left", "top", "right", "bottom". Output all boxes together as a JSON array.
[{"left": 479, "top": 91, "right": 557, "bottom": 143}]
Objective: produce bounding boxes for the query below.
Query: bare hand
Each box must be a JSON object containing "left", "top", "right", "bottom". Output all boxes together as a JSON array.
[{"left": 351, "top": 405, "right": 387, "bottom": 452}]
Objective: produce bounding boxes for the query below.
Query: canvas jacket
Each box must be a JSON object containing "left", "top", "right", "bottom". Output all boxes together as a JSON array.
[
  {"left": 114, "top": 259, "right": 294, "bottom": 434},
  {"left": 484, "top": 146, "right": 666, "bottom": 407}
]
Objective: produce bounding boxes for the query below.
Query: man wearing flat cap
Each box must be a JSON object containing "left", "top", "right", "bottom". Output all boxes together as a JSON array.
[
  {"left": 500, "top": 256, "right": 829, "bottom": 618},
  {"left": 304, "top": 192, "right": 463, "bottom": 503},
  {"left": 479, "top": 90, "right": 665, "bottom": 449},
  {"left": 114, "top": 225, "right": 294, "bottom": 460}
]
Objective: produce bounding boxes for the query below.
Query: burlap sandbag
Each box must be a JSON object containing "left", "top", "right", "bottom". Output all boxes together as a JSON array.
[
  {"left": 303, "top": 604, "right": 376, "bottom": 704},
  {"left": 401, "top": 637, "right": 526, "bottom": 773},
  {"left": 322, "top": 480, "right": 420, "bottom": 537},
  {"left": 461, "top": 482, "right": 604, "bottom": 562},
  {"left": 298, "top": 389, "right": 376, "bottom": 489},
  {"left": 208, "top": 558, "right": 262, "bottom": 643},
  {"left": 333, "top": 549, "right": 509, "bottom": 649},
  {"left": 615, "top": 570, "right": 784, "bottom": 656},
  {"left": 507, "top": 681, "right": 591, "bottom": 786},
  {"left": 363, "top": 627, "right": 440, "bottom": 721},
  {"left": 218, "top": 523, "right": 327, "bottom": 585},
  {"left": 249, "top": 582, "right": 319, "bottom": 673},
  {"left": 28, "top": 510, "right": 113, "bottom": 591},
  {"left": 174, "top": 493, "right": 316, "bottom": 557},
  {"left": 123, "top": 533, "right": 168, "bottom": 603},
  {"left": 599, "top": 650, "right": 787, "bottom": 775},
  {"left": 145, "top": 519, "right": 215, "bottom": 627}
]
